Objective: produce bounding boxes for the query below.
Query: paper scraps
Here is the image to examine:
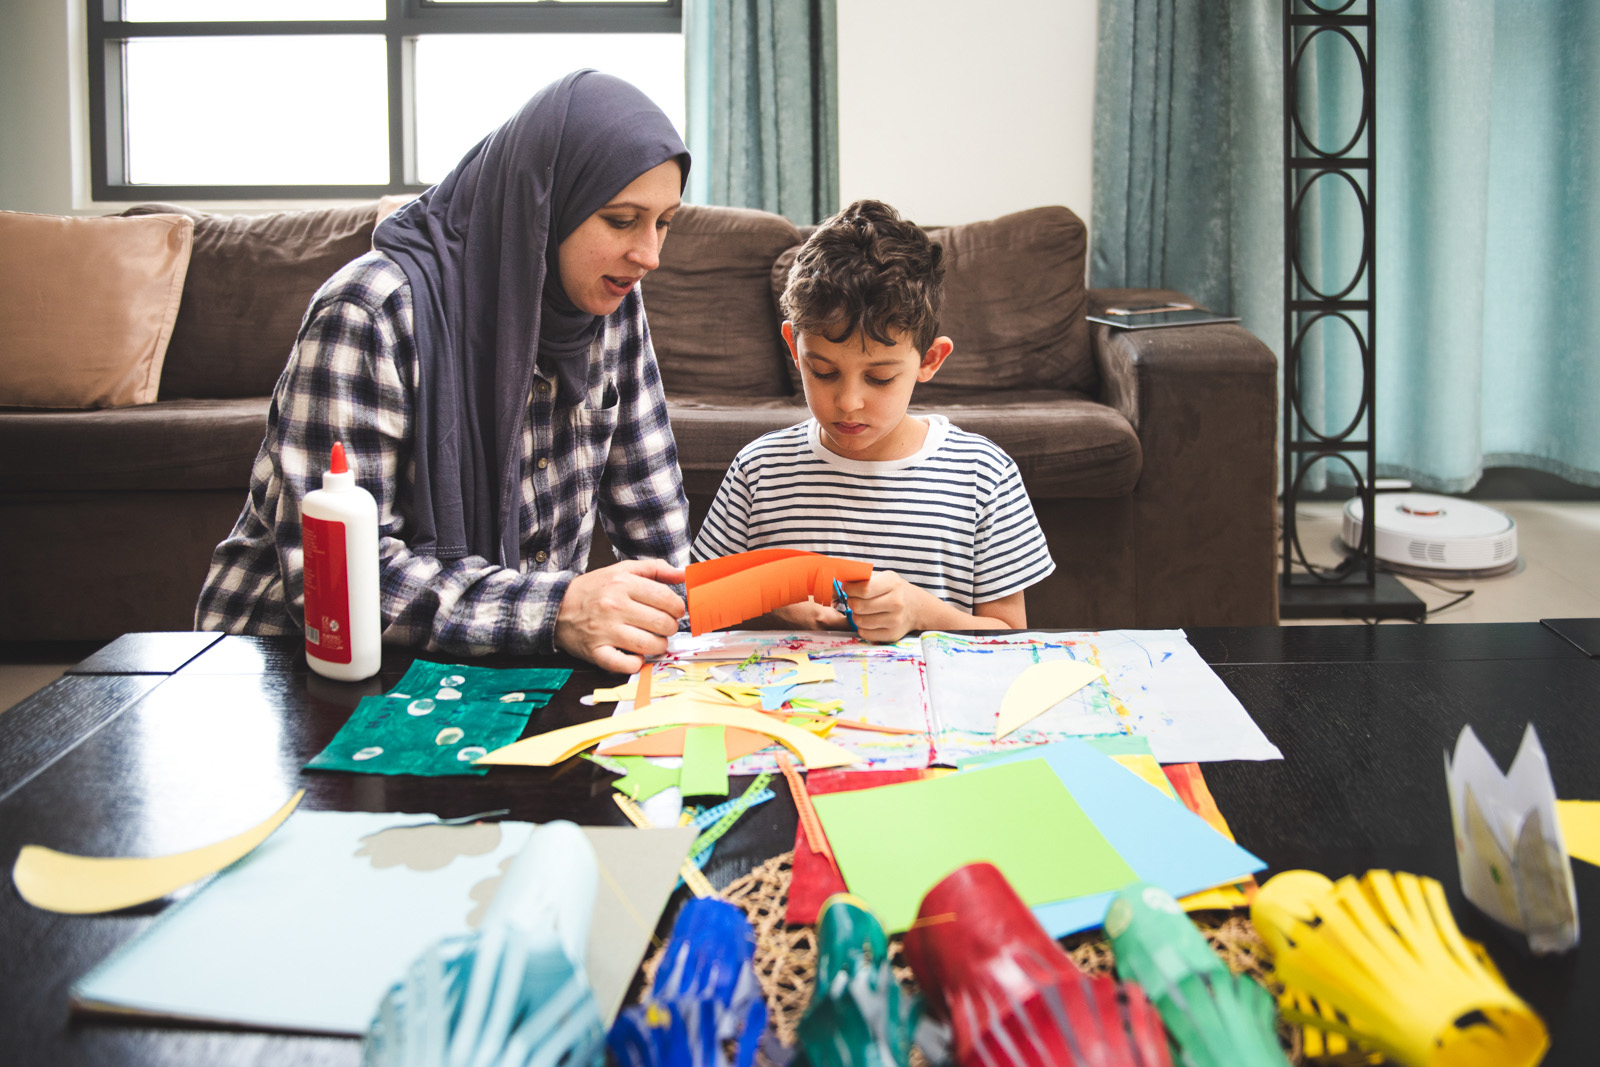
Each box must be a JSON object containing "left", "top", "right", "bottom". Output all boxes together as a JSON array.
[
  {"left": 686, "top": 548, "right": 872, "bottom": 635},
  {"left": 1445, "top": 723, "right": 1579, "bottom": 953},
  {"left": 13, "top": 790, "right": 304, "bottom": 914},
  {"left": 477, "top": 691, "right": 862, "bottom": 771},
  {"left": 994, "top": 658, "right": 1104, "bottom": 739}
]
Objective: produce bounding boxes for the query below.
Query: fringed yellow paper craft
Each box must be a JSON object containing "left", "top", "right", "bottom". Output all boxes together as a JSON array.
[
  {"left": 1251, "top": 868, "right": 1548, "bottom": 1067},
  {"left": 685, "top": 549, "right": 872, "bottom": 635}
]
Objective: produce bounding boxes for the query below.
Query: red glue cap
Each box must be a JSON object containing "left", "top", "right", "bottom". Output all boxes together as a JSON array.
[{"left": 330, "top": 442, "right": 348, "bottom": 474}]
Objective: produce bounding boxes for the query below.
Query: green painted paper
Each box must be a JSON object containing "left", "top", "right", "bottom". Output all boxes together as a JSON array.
[
  {"left": 388, "top": 662, "right": 569, "bottom": 705},
  {"left": 304, "top": 664, "right": 570, "bottom": 777},
  {"left": 811, "top": 758, "right": 1138, "bottom": 933},
  {"left": 678, "top": 726, "right": 730, "bottom": 798}
]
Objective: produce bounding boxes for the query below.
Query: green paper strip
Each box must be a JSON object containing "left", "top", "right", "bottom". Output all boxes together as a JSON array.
[
  {"left": 679, "top": 726, "right": 730, "bottom": 798},
  {"left": 609, "top": 756, "right": 682, "bottom": 801}
]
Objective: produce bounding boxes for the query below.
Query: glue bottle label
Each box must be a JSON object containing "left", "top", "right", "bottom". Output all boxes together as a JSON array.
[{"left": 303, "top": 515, "right": 351, "bottom": 664}]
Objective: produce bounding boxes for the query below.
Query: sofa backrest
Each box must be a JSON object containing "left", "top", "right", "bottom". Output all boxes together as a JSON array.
[
  {"left": 122, "top": 203, "right": 379, "bottom": 401},
  {"left": 641, "top": 204, "right": 801, "bottom": 398},
  {"left": 772, "top": 205, "right": 1094, "bottom": 401}
]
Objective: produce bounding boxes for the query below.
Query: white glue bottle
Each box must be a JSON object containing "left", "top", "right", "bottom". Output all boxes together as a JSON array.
[{"left": 301, "top": 442, "right": 381, "bottom": 681}]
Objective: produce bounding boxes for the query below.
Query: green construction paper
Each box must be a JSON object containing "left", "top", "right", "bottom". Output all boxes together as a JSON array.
[
  {"left": 304, "top": 664, "right": 570, "bottom": 777},
  {"left": 678, "top": 726, "right": 730, "bottom": 797},
  {"left": 810, "top": 758, "right": 1138, "bottom": 933},
  {"left": 609, "top": 756, "right": 682, "bottom": 801}
]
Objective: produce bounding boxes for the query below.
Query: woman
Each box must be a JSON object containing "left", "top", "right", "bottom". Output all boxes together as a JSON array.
[{"left": 196, "top": 71, "right": 690, "bottom": 674}]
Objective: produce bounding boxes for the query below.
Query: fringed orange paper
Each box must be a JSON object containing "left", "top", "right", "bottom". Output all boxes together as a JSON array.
[{"left": 685, "top": 549, "right": 873, "bottom": 635}]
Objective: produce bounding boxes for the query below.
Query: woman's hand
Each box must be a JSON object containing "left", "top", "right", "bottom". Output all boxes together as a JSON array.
[{"left": 554, "top": 559, "right": 685, "bottom": 674}]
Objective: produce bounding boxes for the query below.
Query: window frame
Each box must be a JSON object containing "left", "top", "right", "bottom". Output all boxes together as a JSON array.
[{"left": 86, "top": 0, "right": 683, "bottom": 201}]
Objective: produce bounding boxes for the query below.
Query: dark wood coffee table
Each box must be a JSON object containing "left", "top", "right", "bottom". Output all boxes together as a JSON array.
[{"left": 3, "top": 622, "right": 1598, "bottom": 1065}]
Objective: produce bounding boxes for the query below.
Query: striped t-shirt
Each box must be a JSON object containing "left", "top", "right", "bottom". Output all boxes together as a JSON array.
[{"left": 690, "top": 415, "right": 1055, "bottom": 609}]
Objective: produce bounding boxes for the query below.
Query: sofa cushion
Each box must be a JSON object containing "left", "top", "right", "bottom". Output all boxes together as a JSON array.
[
  {"left": 0, "top": 398, "right": 270, "bottom": 493},
  {"left": 121, "top": 203, "right": 379, "bottom": 401},
  {"left": 0, "top": 211, "right": 193, "bottom": 409},
  {"left": 666, "top": 391, "right": 1139, "bottom": 502},
  {"left": 643, "top": 204, "right": 800, "bottom": 398},
  {"left": 774, "top": 206, "right": 1093, "bottom": 403}
]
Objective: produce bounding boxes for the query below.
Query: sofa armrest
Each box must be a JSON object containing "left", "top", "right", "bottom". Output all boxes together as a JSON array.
[{"left": 1088, "top": 287, "right": 1280, "bottom": 625}]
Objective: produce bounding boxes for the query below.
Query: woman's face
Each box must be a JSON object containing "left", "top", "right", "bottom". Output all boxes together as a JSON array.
[{"left": 557, "top": 158, "right": 682, "bottom": 316}]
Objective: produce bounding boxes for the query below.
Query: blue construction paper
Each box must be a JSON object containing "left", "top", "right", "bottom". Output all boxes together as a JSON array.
[{"left": 972, "top": 740, "right": 1264, "bottom": 936}]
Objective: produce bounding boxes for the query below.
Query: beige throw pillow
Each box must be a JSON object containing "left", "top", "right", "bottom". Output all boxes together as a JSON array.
[{"left": 0, "top": 211, "right": 194, "bottom": 409}]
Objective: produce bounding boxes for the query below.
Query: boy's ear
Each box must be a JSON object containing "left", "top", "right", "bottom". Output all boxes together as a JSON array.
[
  {"left": 782, "top": 321, "right": 800, "bottom": 366},
  {"left": 917, "top": 336, "right": 954, "bottom": 382}
]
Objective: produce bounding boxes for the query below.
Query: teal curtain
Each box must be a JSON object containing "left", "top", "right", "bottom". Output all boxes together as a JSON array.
[
  {"left": 1376, "top": 2, "right": 1600, "bottom": 491},
  {"left": 1095, "top": 0, "right": 1600, "bottom": 491},
  {"left": 684, "top": 0, "right": 838, "bottom": 225},
  {"left": 1091, "top": 0, "right": 1283, "bottom": 351}
]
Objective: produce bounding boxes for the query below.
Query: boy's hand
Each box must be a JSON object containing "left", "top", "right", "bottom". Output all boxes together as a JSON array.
[
  {"left": 554, "top": 559, "right": 686, "bottom": 675},
  {"left": 770, "top": 599, "right": 851, "bottom": 632},
  {"left": 840, "top": 571, "right": 935, "bottom": 643}
]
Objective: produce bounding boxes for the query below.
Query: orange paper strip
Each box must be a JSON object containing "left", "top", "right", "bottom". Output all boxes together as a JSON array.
[
  {"left": 777, "top": 752, "right": 835, "bottom": 864},
  {"left": 597, "top": 725, "right": 776, "bottom": 759},
  {"left": 685, "top": 549, "right": 873, "bottom": 635}
]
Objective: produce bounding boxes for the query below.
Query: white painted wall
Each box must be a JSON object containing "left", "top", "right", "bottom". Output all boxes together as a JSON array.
[
  {"left": 0, "top": 0, "right": 83, "bottom": 214},
  {"left": 0, "top": 0, "right": 1099, "bottom": 223},
  {"left": 836, "top": 0, "right": 1098, "bottom": 227}
]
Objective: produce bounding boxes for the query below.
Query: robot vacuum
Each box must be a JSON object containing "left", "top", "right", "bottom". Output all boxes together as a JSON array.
[{"left": 1342, "top": 492, "right": 1519, "bottom": 578}]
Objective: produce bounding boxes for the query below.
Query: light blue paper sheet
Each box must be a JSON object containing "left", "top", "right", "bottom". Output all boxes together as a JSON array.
[
  {"left": 973, "top": 740, "right": 1265, "bottom": 937},
  {"left": 71, "top": 811, "right": 695, "bottom": 1035}
]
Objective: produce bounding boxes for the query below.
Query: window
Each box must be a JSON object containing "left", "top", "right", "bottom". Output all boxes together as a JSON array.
[{"left": 88, "top": 0, "right": 684, "bottom": 201}]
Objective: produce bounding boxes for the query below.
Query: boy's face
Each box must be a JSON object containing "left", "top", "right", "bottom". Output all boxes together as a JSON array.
[{"left": 783, "top": 322, "right": 952, "bottom": 462}]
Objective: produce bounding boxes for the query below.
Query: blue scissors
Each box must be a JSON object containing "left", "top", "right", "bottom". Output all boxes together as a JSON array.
[{"left": 832, "top": 578, "right": 859, "bottom": 632}]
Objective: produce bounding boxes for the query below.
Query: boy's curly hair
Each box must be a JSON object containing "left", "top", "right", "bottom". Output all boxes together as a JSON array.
[{"left": 780, "top": 199, "right": 945, "bottom": 354}]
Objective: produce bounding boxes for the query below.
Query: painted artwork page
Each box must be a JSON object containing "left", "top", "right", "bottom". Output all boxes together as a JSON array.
[{"left": 919, "top": 630, "right": 1283, "bottom": 764}]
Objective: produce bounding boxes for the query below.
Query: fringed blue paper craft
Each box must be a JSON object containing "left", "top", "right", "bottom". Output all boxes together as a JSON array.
[
  {"left": 608, "top": 897, "right": 768, "bottom": 1067},
  {"left": 365, "top": 820, "right": 606, "bottom": 1067}
]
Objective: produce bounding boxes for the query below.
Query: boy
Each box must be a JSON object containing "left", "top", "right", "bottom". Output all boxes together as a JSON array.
[{"left": 690, "top": 199, "right": 1055, "bottom": 641}]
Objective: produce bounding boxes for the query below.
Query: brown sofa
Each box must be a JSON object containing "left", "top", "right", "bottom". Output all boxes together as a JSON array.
[{"left": 0, "top": 201, "right": 1278, "bottom": 641}]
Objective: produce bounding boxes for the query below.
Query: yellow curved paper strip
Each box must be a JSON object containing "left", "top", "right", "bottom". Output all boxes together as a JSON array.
[
  {"left": 1556, "top": 798, "right": 1600, "bottom": 867},
  {"left": 995, "top": 659, "right": 1104, "bottom": 739},
  {"left": 476, "top": 692, "right": 862, "bottom": 770},
  {"left": 12, "top": 789, "right": 305, "bottom": 915},
  {"left": 1252, "top": 868, "right": 1547, "bottom": 1067}
]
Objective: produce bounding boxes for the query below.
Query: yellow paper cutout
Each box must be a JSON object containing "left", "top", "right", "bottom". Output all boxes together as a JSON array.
[
  {"left": 12, "top": 790, "right": 305, "bottom": 915},
  {"left": 1556, "top": 798, "right": 1600, "bottom": 867},
  {"left": 1252, "top": 868, "right": 1548, "bottom": 1067},
  {"left": 476, "top": 692, "right": 862, "bottom": 770},
  {"left": 994, "top": 659, "right": 1105, "bottom": 739}
]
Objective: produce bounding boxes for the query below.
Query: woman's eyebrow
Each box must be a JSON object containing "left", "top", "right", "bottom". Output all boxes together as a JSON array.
[{"left": 603, "top": 199, "right": 681, "bottom": 212}]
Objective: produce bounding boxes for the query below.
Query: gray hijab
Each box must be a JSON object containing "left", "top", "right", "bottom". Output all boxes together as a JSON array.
[{"left": 373, "top": 70, "right": 688, "bottom": 565}]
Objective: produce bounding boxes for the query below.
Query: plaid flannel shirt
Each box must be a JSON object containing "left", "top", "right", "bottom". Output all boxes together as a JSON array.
[{"left": 196, "top": 252, "right": 689, "bottom": 655}]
